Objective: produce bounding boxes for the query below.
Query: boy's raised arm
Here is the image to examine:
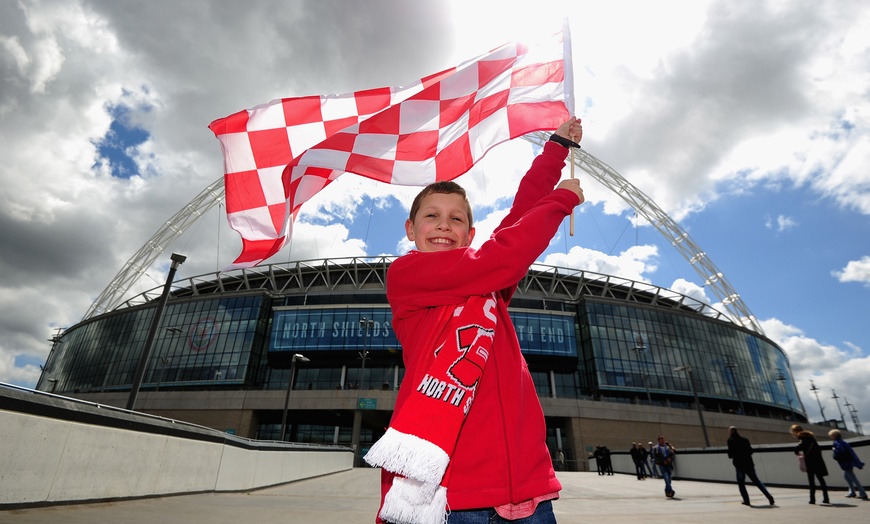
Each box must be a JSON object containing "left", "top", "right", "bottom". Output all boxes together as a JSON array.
[{"left": 493, "top": 118, "right": 583, "bottom": 234}]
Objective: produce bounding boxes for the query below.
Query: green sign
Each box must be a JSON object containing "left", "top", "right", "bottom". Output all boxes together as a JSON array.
[{"left": 358, "top": 398, "right": 377, "bottom": 410}]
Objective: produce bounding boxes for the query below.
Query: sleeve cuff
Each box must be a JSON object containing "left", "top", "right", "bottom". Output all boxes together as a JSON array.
[{"left": 548, "top": 133, "right": 581, "bottom": 149}]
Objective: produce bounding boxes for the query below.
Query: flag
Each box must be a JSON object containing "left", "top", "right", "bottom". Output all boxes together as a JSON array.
[{"left": 209, "top": 27, "right": 572, "bottom": 269}]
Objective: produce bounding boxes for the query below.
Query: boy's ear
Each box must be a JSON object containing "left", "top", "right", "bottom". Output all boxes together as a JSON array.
[
  {"left": 404, "top": 219, "right": 415, "bottom": 240},
  {"left": 464, "top": 227, "right": 476, "bottom": 246}
]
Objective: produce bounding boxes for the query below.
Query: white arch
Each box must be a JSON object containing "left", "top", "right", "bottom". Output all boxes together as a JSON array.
[
  {"left": 82, "top": 177, "right": 225, "bottom": 319},
  {"left": 83, "top": 136, "right": 763, "bottom": 335},
  {"left": 525, "top": 132, "right": 762, "bottom": 334}
]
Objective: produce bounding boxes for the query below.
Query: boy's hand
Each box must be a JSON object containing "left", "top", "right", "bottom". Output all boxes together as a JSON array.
[
  {"left": 555, "top": 117, "right": 583, "bottom": 144},
  {"left": 557, "top": 178, "right": 585, "bottom": 204}
]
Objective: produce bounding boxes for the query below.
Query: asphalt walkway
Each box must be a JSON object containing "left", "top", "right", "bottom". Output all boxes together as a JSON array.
[{"left": 3, "top": 468, "right": 869, "bottom": 523}]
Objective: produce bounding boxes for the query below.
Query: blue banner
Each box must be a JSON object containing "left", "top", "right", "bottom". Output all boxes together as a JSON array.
[{"left": 270, "top": 308, "right": 576, "bottom": 357}]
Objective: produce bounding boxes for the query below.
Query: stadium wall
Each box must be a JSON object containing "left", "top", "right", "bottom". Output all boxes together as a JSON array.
[{"left": 0, "top": 384, "right": 353, "bottom": 508}]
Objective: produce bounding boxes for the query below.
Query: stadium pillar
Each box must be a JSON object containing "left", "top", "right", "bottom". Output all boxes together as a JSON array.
[{"left": 352, "top": 410, "right": 363, "bottom": 467}]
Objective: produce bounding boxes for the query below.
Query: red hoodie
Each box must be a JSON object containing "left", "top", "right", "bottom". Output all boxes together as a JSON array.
[{"left": 381, "top": 141, "right": 578, "bottom": 514}]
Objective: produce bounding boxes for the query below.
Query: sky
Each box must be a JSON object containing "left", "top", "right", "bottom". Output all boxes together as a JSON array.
[{"left": 1, "top": 0, "right": 868, "bottom": 432}]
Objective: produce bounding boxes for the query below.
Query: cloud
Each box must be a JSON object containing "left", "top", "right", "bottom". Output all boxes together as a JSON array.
[
  {"left": 583, "top": 1, "right": 870, "bottom": 225},
  {"left": 764, "top": 214, "right": 798, "bottom": 232},
  {"left": 762, "top": 316, "right": 870, "bottom": 424},
  {"left": 0, "top": 0, "right": 459, "bottom": 387},
  {"left": 668, "top": 278, "right": 711, "bottom": 305},
  {"left": 542, "top": 244, "right": 659, "bottom": 281},
  {"left": 832, "top": 256, "right": 870, "bottom": 285}
]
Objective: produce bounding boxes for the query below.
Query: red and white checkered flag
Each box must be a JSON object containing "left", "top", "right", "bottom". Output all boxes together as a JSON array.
[{"left": 210, "top": 28, "right": 573, "bottom": 269}]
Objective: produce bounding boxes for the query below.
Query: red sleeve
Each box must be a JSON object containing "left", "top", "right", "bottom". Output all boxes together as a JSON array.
[
  {"left": 388, "top": 188, "right": 579, "bottom": 318},
  {"left": 493, "top": 141, "right": 569, "bottom": 235}
]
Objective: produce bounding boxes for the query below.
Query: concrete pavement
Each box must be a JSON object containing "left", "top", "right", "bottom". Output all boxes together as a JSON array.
[{"left": 3, "top": 468, "right": 869, "bottom": 523}]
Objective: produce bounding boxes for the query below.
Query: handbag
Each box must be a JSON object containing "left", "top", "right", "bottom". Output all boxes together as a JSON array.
[{"left": 798, "top": 453, "right": 807, "bottom": 472}]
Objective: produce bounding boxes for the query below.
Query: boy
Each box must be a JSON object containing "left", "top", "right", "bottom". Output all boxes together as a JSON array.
[{"left": 365, "top": 118, "right": 584, "bottom": 524}]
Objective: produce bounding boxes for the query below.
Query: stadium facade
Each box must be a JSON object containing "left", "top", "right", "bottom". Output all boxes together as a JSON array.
[{"left": 37, "top": 256, "right": 808, "bottom": 469}]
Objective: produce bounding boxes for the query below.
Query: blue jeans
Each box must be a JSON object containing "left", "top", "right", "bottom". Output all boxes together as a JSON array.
[
  {"left": 660, "top": 465, "right": 673, "bottom": 494},
  {"left": 447, "top": 500, "right": 556, "bottom": 523},
  {"left": 843, "top": 469, "right": 867, "bottom": 497}
]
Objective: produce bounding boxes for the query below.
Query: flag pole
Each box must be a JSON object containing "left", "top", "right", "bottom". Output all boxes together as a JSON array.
[
  {"left": 563, "top": 17, "right": 576, "bottom": 237},
  {"left": 570, "top": 148, "right": 575, "bottom": 236}
]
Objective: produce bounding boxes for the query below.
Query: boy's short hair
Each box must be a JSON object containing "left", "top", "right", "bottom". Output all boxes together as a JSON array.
[
  {"left": 828, "top": 429, "right": 841, "bottom": 439},
  {"left": 408, "top": 181, "right": 474, "bottom": 228}
]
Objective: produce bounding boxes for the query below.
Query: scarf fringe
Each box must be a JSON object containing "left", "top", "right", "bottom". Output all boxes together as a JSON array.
[
  {"left": 379, "top": 476, "right": 448, "bottom": 524},
  {"left": 364, "top": 427, "right": 449, "bottom": 484}
]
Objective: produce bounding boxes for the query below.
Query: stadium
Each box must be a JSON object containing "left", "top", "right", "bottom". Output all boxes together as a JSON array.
[{"left": 36, "top": 255, "right": 814, "bottom": 470}]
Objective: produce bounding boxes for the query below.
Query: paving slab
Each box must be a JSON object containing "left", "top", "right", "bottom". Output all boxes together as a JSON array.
[{"left": 3, "top": 469, "right": 868, "bottom": 523}]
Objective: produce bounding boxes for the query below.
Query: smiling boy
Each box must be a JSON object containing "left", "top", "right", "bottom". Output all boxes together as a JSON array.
[{"left": 366, "top": 118, "right": 584, "bottom": 524}]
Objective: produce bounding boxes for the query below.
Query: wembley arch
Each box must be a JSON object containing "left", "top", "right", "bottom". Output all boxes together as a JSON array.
[{"left": 83, "top": 133, "right": 764, "bottom": 336}]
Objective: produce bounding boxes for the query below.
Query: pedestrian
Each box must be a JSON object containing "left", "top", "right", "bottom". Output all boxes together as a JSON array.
[
  {"left": 648, "top": 441, "right": 660, "bottom": 478},
  {"left": 652, "top": 435, "right": 676, "bottom": 498},
  {"left": 639, "top": 441, "right": 653, "bottom": 478},
  {"left": 592, "top": 446, "right": 604, "bottom": 475},
  {"left": 365, "top": 117, "right": 585, "bottom": 524},
  {"left": 828, "top": 429, "right": 868, "bottom": 499},
  {"left": 790, "top": 424, "right": 830, "bottom": 504},
  {"left": 601, "top": 445, "right": 614, "bottom": 475},
  {"left": 630, "top": 443, "right": 645, "bottom": 480},
  {"left": 726, "top": 426, "right": 775, "bottom": 506}
]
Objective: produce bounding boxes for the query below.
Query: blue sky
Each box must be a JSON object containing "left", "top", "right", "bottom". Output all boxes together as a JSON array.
[{"left": 1, "top": 0, "right": 868, "bottom": 432}]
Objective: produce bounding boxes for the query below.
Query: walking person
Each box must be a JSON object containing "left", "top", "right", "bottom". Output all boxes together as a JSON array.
[
  {"left": 600, "top": 445, "right": 614, "bottom": 475},
  {"left": 828, "top": 429, "right": 868, "bottom": 500},
  {"left": 726, "top": 426, "right": 775, "bottom": 506},
  {"left": 639, "top": 440, "right": 653, "bottom": 478},
  {"left": 630, "top": 443, "right": 645, "bottom": 480},
  {"left": 652, "top": 435, "right": 676, "bottom": 498},
  {"left": 790, "top": 424, "right": 830, "bottom": 504}
]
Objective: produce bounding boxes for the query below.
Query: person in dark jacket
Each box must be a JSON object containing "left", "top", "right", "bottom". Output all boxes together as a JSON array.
[
  {"left": 630, "top": 443, "right": 645, "bottom": 480},
  {"left": 591, "top": 446, "right": 604, "bottom": 475},
  {"left": 726, "top": 426, "right": 775, "bottom": 506},
  {"left": 601, "top": 445, "right": 614, "bottom": 475},
  {"left": 790, "top": 424, "right": 829, "bottom": 504}
]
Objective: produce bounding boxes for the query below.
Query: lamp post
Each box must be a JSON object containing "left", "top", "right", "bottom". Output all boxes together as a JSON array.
[
  {"left": 832, "top": 389, "right": 847, "bottom": 430},
  {"left": 127, "top": 253, "right": 186, "bottom": 411},
  {"left": 673, "top": 365, "right": 710, "bottom": 448},
  {"left": 280, "top": 353, "right": 310, "bottom": 441},
  {"left": 630, "top": 337, "right": 651, "bottom": 402},
  {"left": 724, "top": 360, "right": 745, "bottom": 415},
  {"left": 359, "top": 317, "right": 374, "bottom": 390},
  {"left": 776, "top": 371, "right": 796, "bottom": 421},
  {"left": 809, "top": 380, "right": 827, "bottom": 423}
]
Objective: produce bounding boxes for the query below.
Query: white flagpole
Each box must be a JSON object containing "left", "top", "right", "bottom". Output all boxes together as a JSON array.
[{"left": 563, "top": 18, "right": 577, "bottom": 237}]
